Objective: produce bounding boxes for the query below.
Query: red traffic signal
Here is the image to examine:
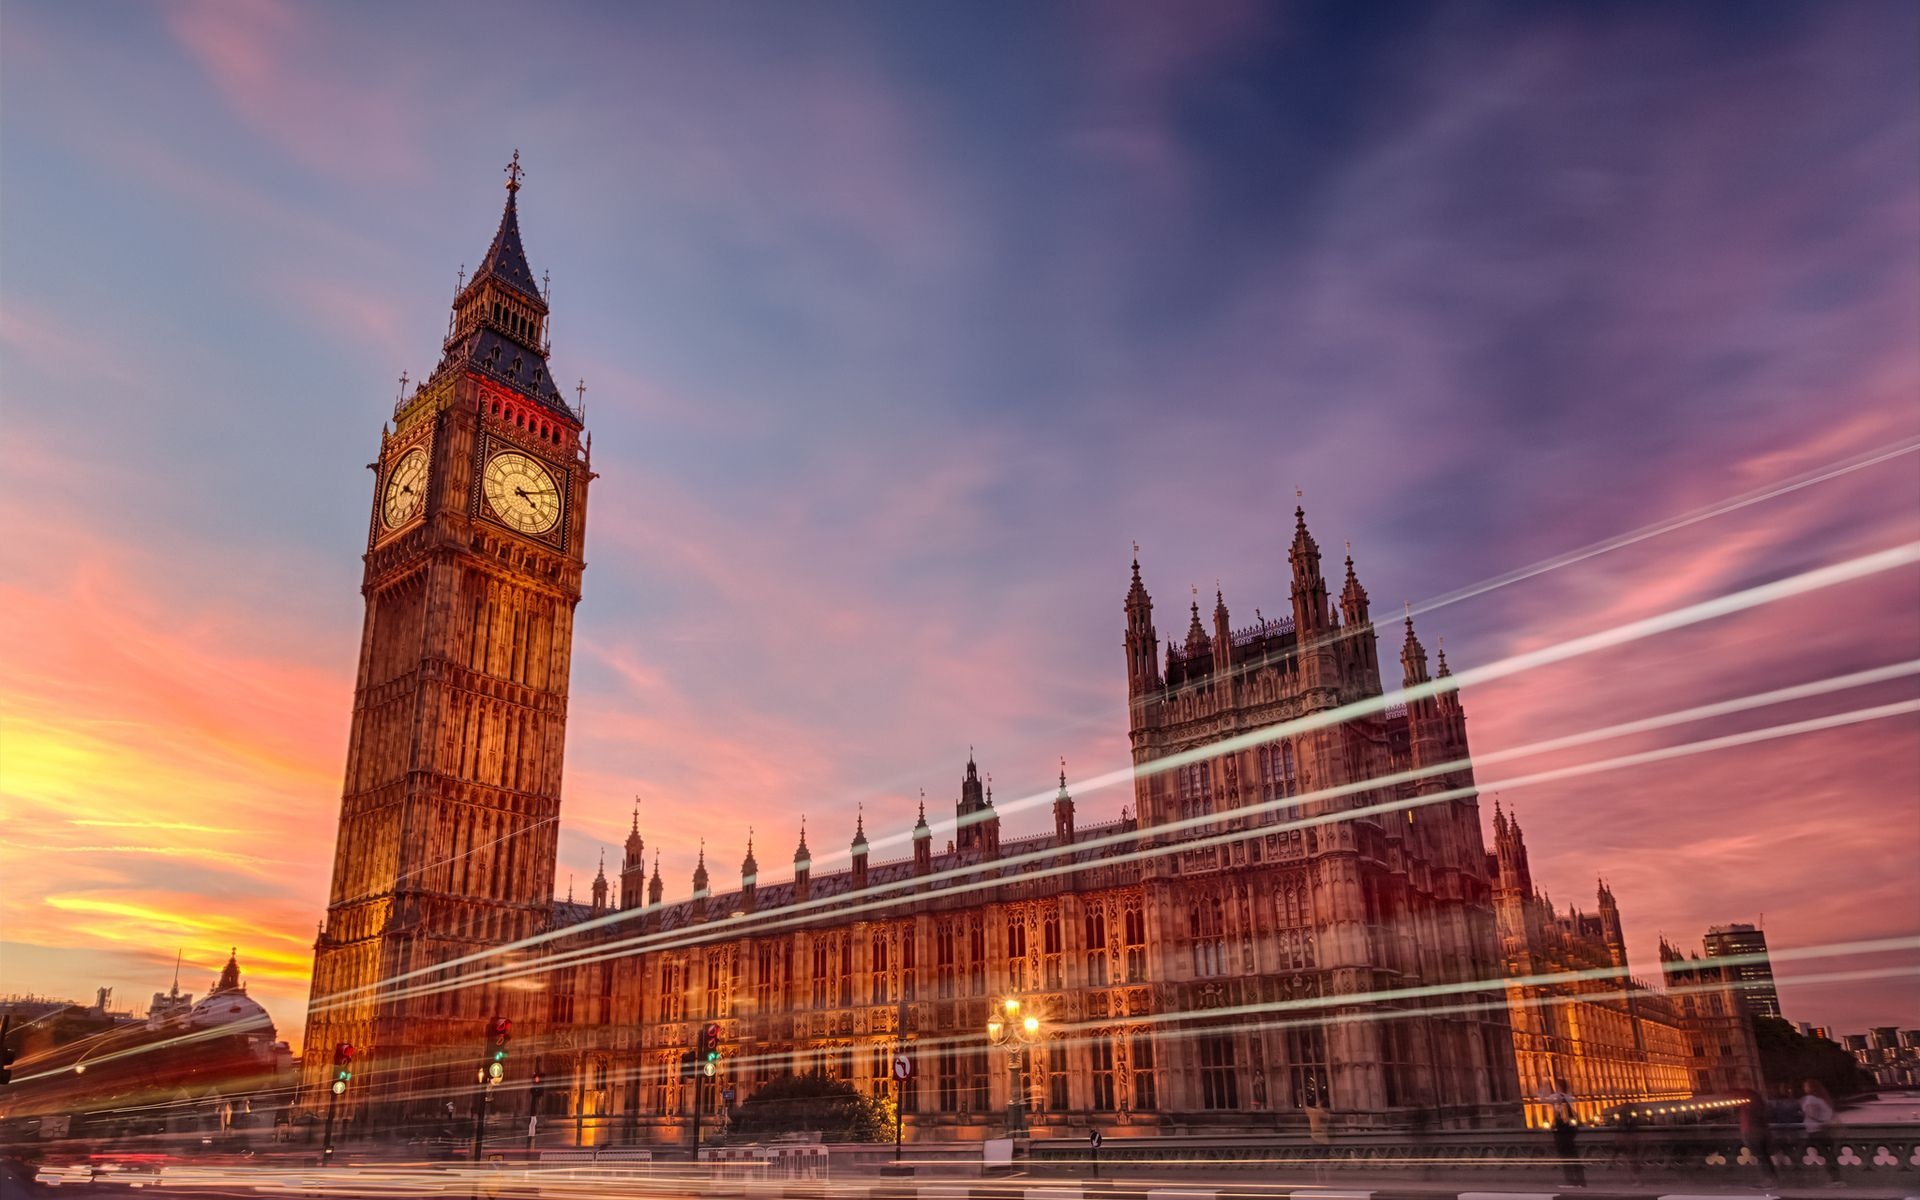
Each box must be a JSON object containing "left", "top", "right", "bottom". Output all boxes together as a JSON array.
[
  {"left": 702, "top": 1023, "right": 721, "bottom": 1052},
  {"left": 333, "top": 1043, "right": 355, "bottom": 1066},
  {"left": 488, "top": 1016, "right": 512, "bottom": 1039}
]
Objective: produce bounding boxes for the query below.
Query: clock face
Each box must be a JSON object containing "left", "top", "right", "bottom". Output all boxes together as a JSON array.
[
  {"left": 382, "top": 448, "right": 428, "bottom": 528},
  {"left": 483, "top": 451, "right": 562, "bottom": 535}
]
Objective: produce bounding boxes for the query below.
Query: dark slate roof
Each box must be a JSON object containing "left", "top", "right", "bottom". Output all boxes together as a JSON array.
[
  {"left": 476, "top": 191, "right": 544, "bottom": 303},
  {"left": 440, "top": 325, "right": 577, "bottom": 419},
  {"left": 429, "top": 188, "right": 580, "bottom": 421}
]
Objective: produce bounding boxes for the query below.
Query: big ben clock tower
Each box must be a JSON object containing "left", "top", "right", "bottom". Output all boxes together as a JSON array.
[{"left": 300, "top": 153, "right": 592, "bottom": 1122}]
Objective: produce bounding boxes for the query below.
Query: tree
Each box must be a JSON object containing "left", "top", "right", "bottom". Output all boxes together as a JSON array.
[
  {"left": 1752, "top": 1017, "right": 1872, "bottom": 1098},
  {"left": 728, "top": 1072, "right": 893, "bottom": 1142}
]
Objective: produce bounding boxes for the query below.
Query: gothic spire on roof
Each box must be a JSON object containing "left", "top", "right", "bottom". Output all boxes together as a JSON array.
[
  {"left": 795, "top": 815, "right": 811, "bottom": 862},
  {"left": 852, "top": 804, "right": 868, "bottom": 849},
  {"left": 430, "top": 151, "right": 579, "bottom": 421},
  {"left": 472, "top": 149, "right": 542, "bottom": 303}
]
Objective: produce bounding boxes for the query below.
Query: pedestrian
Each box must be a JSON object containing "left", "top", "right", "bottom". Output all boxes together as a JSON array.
[
  {"left": 1407, "top": 1104, "right": 1432, "bottom": 1181},
  {"left": 1737, "top": 1088, "right": 1778, "bottom": 1186},
  {"left": 1800, "top": 1079, "right": 1842, "bottom": 1185},
  {"left": 1304, "top": 1093, "right": 1332, "bottom": 1184},
  {"left": 1543, "top": 1079, "right": 1585, "bottom": 1188}
]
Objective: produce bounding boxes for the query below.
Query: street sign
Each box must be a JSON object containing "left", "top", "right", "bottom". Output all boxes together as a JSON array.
[
  {"left": 892, "top": 1054, "right": 912, "bottom": 1080},
  {"left": 723, "top": 1088, "right": 735, "bottom": 1103},
  {"left": 1089, "top": 1129, "right": 1102, "bottom": 1148},
  {"left": 331, "top": 1080, "right": 346, "bottom": 1095},
  {"left": 703, "top": 1061, "right": 715, "bottom": 1077}
]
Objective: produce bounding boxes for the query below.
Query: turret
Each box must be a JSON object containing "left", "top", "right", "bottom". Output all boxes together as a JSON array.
[
  {"left": 1183, "top": 594, "right": 1212, "bottom": 679},
  {"left": 1340, "top": 551, "right": 1382, "bottom": 692},
  {"left": 956, "top": 752, "right": 999, "bottom": 855},
  {"left": 1211, "top": 588, "right": 1233, "bottom": 678},
  {"left": 620, "top": 801, "right": 646, "bottom": 910},
  {"left": 741, "top": 829, "right": 759, "bottom": 912},
  {"left": 1597, "top": 878, "right": 1626, "bottom": 968},
  {"left": 590, "top": 849, "right": 609, "bottom": 913},
  {"left": 912, "top": 797, "right": 933, "bottom": 875},
  {"left": 647, "top": 851, "right": 663, "bottom": 907},
  {"left": 850, "top": 807, "right": 870, "bottom": 890},
  {"left": 1053, "top": 760, "right": 1076, "bottom": 844},
  {"left": 1289, "top": 506, "right": 1332, "bottom": 636},
  {"left": 793, "top": 818, "right": 812, "bottom": 901},
  {"left": 1124, "top": 553, "right": 1161, "bottom": 697},
  {"left": 690, "top": 841, "right": 710, "bottom": 914},
  {"left": 1340, "top": 551, "right": 1371, "bottom": 627},
  {"left": 1492, "top": 801, "right": 1532, "bottom": 895},
  {"left": 1400, "top": 614, "right": 1431, "bottom": 687}
]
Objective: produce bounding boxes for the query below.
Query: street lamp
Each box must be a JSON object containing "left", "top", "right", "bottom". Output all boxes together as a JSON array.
[{"left": 986, "top": 996, "right": 1042, "bottom": 1135}]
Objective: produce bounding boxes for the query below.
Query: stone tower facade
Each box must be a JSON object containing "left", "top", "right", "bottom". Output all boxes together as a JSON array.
[
  {"left": 1121, "top": 508, "right": 1516, "bottom": 1120},
  {"left": 299, "top": 156, "right": 592, "bottom": 1123}
]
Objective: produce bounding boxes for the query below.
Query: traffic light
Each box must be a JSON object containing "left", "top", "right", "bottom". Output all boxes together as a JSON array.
[
  {"left": 0, "top": 1015, "right": 15, "bottom": 1087},
  {"left": 485, "top": 1016, "right": 511, "bottom": 1083},
  {"left": 679, "top": 1048, "right": 696, "bottom": 1080},
  {"left": 331, "top": 1043, "right": 354, "bottom": 1094},
  {"left": 702, "top": 1023, "right": 722, "bottom": 1076}
]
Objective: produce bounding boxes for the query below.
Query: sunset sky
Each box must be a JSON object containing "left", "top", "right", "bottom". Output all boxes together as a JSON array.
[{"left": 2, "top": 1, "right": 1916, "bottom": 1050}]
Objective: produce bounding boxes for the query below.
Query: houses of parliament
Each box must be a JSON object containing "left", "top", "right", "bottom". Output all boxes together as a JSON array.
[{"left": 299, "top": 162, "right": 1762, "bottom": 1141}]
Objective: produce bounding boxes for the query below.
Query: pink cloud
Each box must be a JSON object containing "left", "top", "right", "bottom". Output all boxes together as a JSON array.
[{"left": 163, "top": 0, "right": 426, "bottom": 182}]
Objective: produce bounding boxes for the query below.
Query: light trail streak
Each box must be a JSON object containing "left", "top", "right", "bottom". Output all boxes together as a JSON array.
[
  {"left": 325, "top": 960, "right": 1919, "bottom": 1109},
  {"left": 311, "top": 541, "right": 1920, "bottom": 1016},
  {"left": 858, "top": 434, "right": 1920, "bottom": 798},
  {"left": 330, "top": 696, "right": 1920, "bottom": 1017},
  {"left": 342, "top": 696, "right": 1920, "bottom": 1016},
  {"left": 1405, "top": 434, "right": 1920, "bottom": 621}
]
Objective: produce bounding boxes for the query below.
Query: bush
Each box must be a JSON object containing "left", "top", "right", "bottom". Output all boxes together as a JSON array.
[
  {"left": 729, "top": 1072, "right": 894, "bottom": 1142},
  {"left": 1753, "top": 1017, "right": 1873, "bottom": 1099}
]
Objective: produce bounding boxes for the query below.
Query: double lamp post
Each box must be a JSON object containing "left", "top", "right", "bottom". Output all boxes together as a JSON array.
[{"left": 986, "top": 996, "right": 1042, "bottom": 1135}]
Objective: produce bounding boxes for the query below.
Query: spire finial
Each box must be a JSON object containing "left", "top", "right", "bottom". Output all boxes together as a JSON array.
[
  {"left": 456, "top": 264, "right": 467, "bottom": 293},
  {"left": 505, "top": 148, "right": 524, "bottom": 194},
  {"left": 542, "top": 268, "right": 551, "bottom": 300},
  {"left": 396, "top": 371, "right": 409, "bottom": 403},
  {"left": 632, "top": 797, "right": 640, "bottom": 833},
  {"left": 1060, "top": 756, "right": 1068, "bottom": 788},
  {"left": 855, "top": 802, "right": 865, "bottom": 837}
]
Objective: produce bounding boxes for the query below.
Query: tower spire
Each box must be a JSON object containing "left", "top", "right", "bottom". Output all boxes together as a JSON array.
[{"left": 433, "top": 151, "right": 578, "bottom": 419}]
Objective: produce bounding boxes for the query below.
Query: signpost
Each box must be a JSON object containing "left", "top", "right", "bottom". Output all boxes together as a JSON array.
[
  {"left": 891, "top": 1053, "right": 912, "bottom": 1160},
  {"left": 1089, "top": 1128, "right": 1102, "bottom": 1177}
]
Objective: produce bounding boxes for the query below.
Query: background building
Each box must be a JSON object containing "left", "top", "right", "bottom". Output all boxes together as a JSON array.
[
  {"left": 1658, "top": 937, "right": 1766, "bottom": 1098},
  {"left": 1702, "top": 923, "right": 1782, "bottom": 1020},
  {"left": 1488, "top": 820, "right": 1694, "bottom": 1125}
]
